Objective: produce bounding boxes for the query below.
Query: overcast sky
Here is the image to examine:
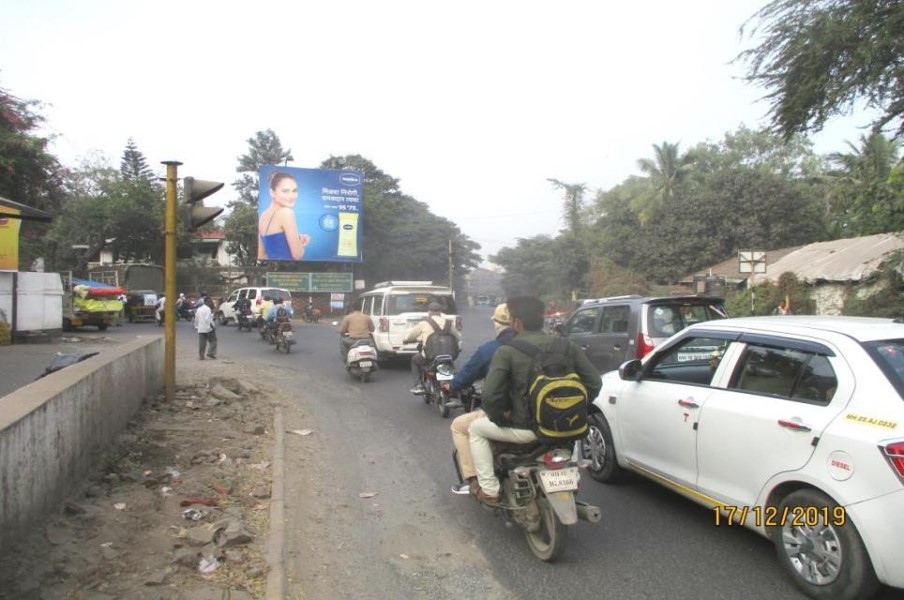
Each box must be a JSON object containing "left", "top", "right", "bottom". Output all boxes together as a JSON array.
[{"left": 2, "top": 0, "right": 871, "bottom": 262}]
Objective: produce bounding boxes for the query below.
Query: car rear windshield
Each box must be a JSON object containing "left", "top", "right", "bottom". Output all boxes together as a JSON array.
[
  {"left": 264, "top": 289, "right": 292, "bottom": 303},
  {"left": 387, "top": 293, "right": 457, "bottom": 316},
  {"left": 647, "top": 302, "right": 728, "bottom": 338},
  {"left": 863, "top": 339, "right": 904, "bottom": 399}
]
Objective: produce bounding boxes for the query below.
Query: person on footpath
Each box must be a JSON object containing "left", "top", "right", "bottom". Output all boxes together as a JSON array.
[
  {"left": 468, "top": 296, "right": 601, "bottom": 506},
  {"left": 444, "top": 302, "right": 515, "bottom": 496},
  {"left": 194, "top": 296, "right": 217, "bottom": 360}
]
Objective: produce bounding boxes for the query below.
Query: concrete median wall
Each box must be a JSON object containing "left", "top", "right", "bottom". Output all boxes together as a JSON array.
[{"left": 0, "top": 336, "right": 163, "bottom": 547}]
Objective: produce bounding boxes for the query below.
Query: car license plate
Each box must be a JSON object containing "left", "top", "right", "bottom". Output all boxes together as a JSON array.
[
  {"left": 359, "top": 361, "right": 372, "bottom": 368},
  {"left": 436, "top": 372, "right": 454, "bottom": 381},
  {"left": 538, "top": 467, "right": 579, "bottom": 493}
]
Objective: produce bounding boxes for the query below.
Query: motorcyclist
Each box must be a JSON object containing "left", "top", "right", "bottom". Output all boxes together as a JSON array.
[
  {"left": 443, "top": 303, "right": 514, "bottom": 496},
  {"left": 234, "top": 296, "right": 252, "bottom": 326},
  {"left": 403, "top": 302, "right": 462, "bottom": 395},
  {"left": 264, "top": 298, "right": 292, "bottom": 338},
  {"left": 258, "top": 295, "right": 274, "bottom": 329},
  {"left": 338, "top": 306, "right": 375, "bottom": 360},
  {"left": 468, "top": 296, "right": 601, "bottom": 506}
]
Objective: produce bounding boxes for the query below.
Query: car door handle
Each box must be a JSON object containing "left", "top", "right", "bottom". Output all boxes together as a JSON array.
[
  {"left": 678, "top": 398, "right": 699, "bottom": 409},
  {"left": 778, "top": 419, "right": 812, "bottom": 432}
]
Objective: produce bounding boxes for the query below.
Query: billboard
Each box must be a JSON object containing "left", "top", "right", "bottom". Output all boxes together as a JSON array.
[
  {"left": 258, "top": 165, "right": 364, "bottom": 263},
  {"left": 0, "top": 209, "right": 21, "bottom": 272}
]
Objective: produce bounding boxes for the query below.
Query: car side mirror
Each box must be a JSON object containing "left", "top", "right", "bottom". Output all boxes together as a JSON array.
[{"left": 618, "top": 359, "right": 643, "bottom": 381}]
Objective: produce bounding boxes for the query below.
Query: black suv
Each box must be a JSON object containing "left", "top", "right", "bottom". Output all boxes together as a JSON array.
[{"left": 558, "top": 295, "right": 728, "bottom": 374}]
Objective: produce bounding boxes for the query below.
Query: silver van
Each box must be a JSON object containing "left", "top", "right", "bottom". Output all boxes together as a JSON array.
[{"left": 356, "top": 281, "right": 460, "bottom": 360}]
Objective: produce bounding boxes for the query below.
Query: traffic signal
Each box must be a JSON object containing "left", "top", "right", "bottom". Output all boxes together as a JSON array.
[{"left": 183, "top": 176, "right": 224, "bottom": 231}]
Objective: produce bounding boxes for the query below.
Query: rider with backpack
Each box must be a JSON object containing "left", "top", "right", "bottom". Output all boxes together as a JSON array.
[
  {"left": 468, "top": 296, "right": 601, "bottom": 506},
  {"left": 403, "top": 302, "right": 462, "bottom": 395}
]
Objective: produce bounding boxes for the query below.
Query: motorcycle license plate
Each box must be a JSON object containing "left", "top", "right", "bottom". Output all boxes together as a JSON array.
[
  {"left": 359, "top": 361, "right": 372, "bottom": 368},
  {"left": 538, "top": 467, "right": 579, "bottom": 493},
  {"left": 436, "top": 372, "right": 454, "bottom": 381}
]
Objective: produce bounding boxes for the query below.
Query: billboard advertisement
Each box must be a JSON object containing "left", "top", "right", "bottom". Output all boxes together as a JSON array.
[
  {"left": 0, "top": 209, "right": 21, "bottom": 272},
  {"left": 258, "top": 165, "right": 364, "bottom": 263}
]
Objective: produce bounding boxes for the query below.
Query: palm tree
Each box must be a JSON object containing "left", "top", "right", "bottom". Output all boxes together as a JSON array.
[
  {"left": 829, "top": 132, "right": 900, "bottom": 185},
  {"left": 637, "top": 141, "right": 695, "bottom": 204}
]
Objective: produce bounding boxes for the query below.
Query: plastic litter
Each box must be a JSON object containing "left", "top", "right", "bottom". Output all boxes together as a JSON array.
[
  {"left": 198, "top": 555, "right": 220, "bottom": 574},
  {"left": 182, "top": 508, "right": 207, "bottom": 521},
  {"left": 36, "top": 351, "right": 100, "bottom": 379}
]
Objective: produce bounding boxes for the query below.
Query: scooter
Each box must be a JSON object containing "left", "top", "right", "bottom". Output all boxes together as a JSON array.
[
  {"left": 342, "top": 336, "right": 378, "bottom": 382},
  {"left": 412, "top": 354, "right": 460, "bottom": 418},
  {"left": 454, "top": 441, "right": 601, "bottom": 562}
]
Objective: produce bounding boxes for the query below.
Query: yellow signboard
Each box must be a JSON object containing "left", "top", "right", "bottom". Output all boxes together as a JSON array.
[{"left": 0, "top": 208, "right": 21, "bottom": 271}]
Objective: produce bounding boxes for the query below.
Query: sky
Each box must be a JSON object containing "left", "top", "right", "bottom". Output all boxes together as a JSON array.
[{"left": 1, "top": 0, "right": 873, "bottom": 264}]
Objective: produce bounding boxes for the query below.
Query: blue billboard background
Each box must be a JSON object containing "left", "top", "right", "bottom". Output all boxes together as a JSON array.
[{"left": 258, "top": 165, "right": 364, "bottom": 263}]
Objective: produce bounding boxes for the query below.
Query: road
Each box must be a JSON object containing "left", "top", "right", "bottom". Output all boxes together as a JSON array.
[{"left": 2, "top": 310, "right": 899, "bottom": 599}]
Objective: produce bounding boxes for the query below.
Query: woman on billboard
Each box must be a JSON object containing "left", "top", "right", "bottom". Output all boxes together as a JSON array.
[{"left": 258, "top": 171, "right": 311, "bottom": 261}]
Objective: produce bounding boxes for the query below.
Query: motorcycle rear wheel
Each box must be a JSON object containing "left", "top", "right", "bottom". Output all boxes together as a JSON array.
[
  {"left": 437, "top": 391, "right": 450, "bottom": 418},
  {"left": 524, "top": 497, "right": 568, "bottom": 562}
]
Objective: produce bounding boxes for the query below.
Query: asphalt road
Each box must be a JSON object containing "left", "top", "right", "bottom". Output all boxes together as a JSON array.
[{"left": 3, "top": 310, "right": 900, "bottom": 599}]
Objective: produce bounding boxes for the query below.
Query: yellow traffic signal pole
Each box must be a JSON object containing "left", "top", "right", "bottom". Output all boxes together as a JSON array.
[{"left": 162, "top": 160, "right": 182, "bottom": 402}]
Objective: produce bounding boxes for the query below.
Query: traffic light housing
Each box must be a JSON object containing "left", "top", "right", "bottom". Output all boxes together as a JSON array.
[{"left": 183, "top": 176, "right": 224, "bottom": 231}]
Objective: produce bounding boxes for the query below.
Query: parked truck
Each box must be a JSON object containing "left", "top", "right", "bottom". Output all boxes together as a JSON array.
[{"left": 62, "top": 273, "right": 123, "bottom": 331}]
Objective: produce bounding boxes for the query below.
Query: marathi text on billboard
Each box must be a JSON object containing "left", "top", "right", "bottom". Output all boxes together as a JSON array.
[{"left": 258, "top": 166, "right": 364, "bottom": 263}]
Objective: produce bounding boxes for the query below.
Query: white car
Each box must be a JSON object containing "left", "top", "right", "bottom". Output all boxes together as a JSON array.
[
  {"left": 216, "top": 287, "right": 292, "bottom": 325},
  {"left": 582, "top": 316, "right": 904, "bottom": 600}
]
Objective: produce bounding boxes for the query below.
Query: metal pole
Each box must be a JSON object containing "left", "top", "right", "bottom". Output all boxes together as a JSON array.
[{"left": 162, "top": 160, "right": 182, "bottom": 402}]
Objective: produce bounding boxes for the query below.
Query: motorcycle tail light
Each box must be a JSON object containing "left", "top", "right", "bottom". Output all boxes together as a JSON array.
[
  {"left": 542, "top": 449, "right": 572, "bottom": 470},
  {"left": 881, "top": 440, "right": 904, "bottom": 483},
  {"left": 379, "top": 317, "right": 389, "bottom": 333},
  {"left": 437, "top": 363, "right": 455, "bottom": 377}
]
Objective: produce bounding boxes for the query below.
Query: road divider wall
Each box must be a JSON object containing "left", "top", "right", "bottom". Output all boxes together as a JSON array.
[{"left": 0, "top": 336, "right": 163, "bottom": 547}]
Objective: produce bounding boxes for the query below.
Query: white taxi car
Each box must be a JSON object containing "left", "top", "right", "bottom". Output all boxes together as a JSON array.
[{"left": 582, "top": 316, "right": 904, "bottom": 600}]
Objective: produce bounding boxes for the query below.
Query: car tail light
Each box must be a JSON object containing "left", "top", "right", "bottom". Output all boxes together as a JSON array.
[
  {"left": 379, "top": 317, "right": 389, "bottom": 333},
  {"left": 881, "top": 440, "right": 904, "bottom": 482},
  {"left": 455, "top": 316, "right": 462, "bottom": 331},
  {"left": 636, "top": 333, "right": 655, "bottom": 358}
]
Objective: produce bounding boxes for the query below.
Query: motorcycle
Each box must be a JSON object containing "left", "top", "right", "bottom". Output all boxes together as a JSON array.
[
  {"left": 301, "top": 305, "right": 321, "bottom": 323},
  {"left": 412, "top": 354, "right": 460, "bottom": 418},
  {"left": 274, "top": 321, "right": 294, "bottom": 354},
  {"left": 454, "top": 441, "right": 601, "bottom": 562},
  {"left": 342, "top": 336, "right": 378, "bottom": 382},
  {"left": 175, "top": 300, "right": 195, "bottom": 322},
  {"left": 236, "top": 306, "right": 253, "bottom": 332}
]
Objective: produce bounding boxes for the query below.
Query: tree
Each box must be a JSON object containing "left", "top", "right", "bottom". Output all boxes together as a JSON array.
[
  {"left": 826, "top": 132, "right": 904, "bottom": 235},
  {"left": 636, "top": 141, "right": 695, "bottom": 215},
  {"left": 687, "top": 125, "right": 826, "bottom": 178},
  {"left": 0, "top": 85, "right": 65, "bottom": 269},
  {"left": 120, "top": 138, "right": 155, "bottom": 181},
  {"left": 223, "top": 130, "right": 294, "bottom": 266},
  {"left": 739, "top": 0, "right": 904, "bottom": 139},
  {"left": 547, "top": 179, "right": 591, "bottom": 296}
]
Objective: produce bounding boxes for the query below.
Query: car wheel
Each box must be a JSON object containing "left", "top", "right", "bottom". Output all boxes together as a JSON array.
[
  {"left": 582, "top": 413, "right": 624, "bottom": 483},
  {"left": 772, "top": 489, "right": 879, "bottom": 600},
  {"left": 218, "top": 313, "right": 229, "bottom": 326}
]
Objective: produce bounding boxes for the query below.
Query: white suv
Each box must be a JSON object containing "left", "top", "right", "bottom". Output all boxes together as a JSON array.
[
  {"left": 582, "top": 316, "right": 904, "bottom": 599},
  {"left": 216, "top": 287, "right": 292, "bottom": 325},
  {"left": 356, "top": 281, "right": 460, "bottom": 360}
]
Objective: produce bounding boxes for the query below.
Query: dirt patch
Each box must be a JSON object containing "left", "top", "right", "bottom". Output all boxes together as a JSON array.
[{"left": 0, "top": 372, "right": 277, "bottom": 600}]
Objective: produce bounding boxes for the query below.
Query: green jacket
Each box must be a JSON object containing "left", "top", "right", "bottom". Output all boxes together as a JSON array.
[{"left": 481, "top": 330, "right": 603, "bottom": 430}]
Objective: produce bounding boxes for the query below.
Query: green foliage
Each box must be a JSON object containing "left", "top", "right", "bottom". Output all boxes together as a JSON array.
[
  {"left": 841, "top": 252, "right": 904, "bottom": 318},
  {"left": 687, "top": 125, "right": 826, "bottom": 178},
  {"left": 119, "top": 138, "right": 155, "bottom": 181},
  {"left": 586, "top": 256, "right": 651, "bottom": 297},
  {"left": 636, "top": 141, "right": 695, "bottom": 215},
  {"left": 492, "top": 236, "right": 561, "bottom": 298},
  {"left": 825, "top": 133, "right": 904, "bottom": 236},
  {"left": 223, "top": 203, "right": 258, "bottom": 267},
  {"left": 724, "top": 273, "right": 815, "bottom": 316},
  {"left": 739, "top": 0, "right": 904, "bottom": 139}
]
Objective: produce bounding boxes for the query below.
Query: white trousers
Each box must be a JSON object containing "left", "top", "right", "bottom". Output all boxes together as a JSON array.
[{"left": 469, "top": 416, "right": 536, "bottom": 496}]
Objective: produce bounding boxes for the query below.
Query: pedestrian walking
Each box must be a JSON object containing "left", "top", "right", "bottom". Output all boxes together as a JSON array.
[{"left": 194, "top": 297, "right": 217, "bottom": 359}]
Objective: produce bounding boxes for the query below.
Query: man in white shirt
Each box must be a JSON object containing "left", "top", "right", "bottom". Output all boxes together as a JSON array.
[{"left": 193, "top": 298, "right": 217, "bottom": 359}]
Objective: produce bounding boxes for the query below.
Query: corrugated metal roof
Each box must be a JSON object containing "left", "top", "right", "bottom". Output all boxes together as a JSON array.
[{"left": 749, "top": 233, "right": 904, "bottom": 285}]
